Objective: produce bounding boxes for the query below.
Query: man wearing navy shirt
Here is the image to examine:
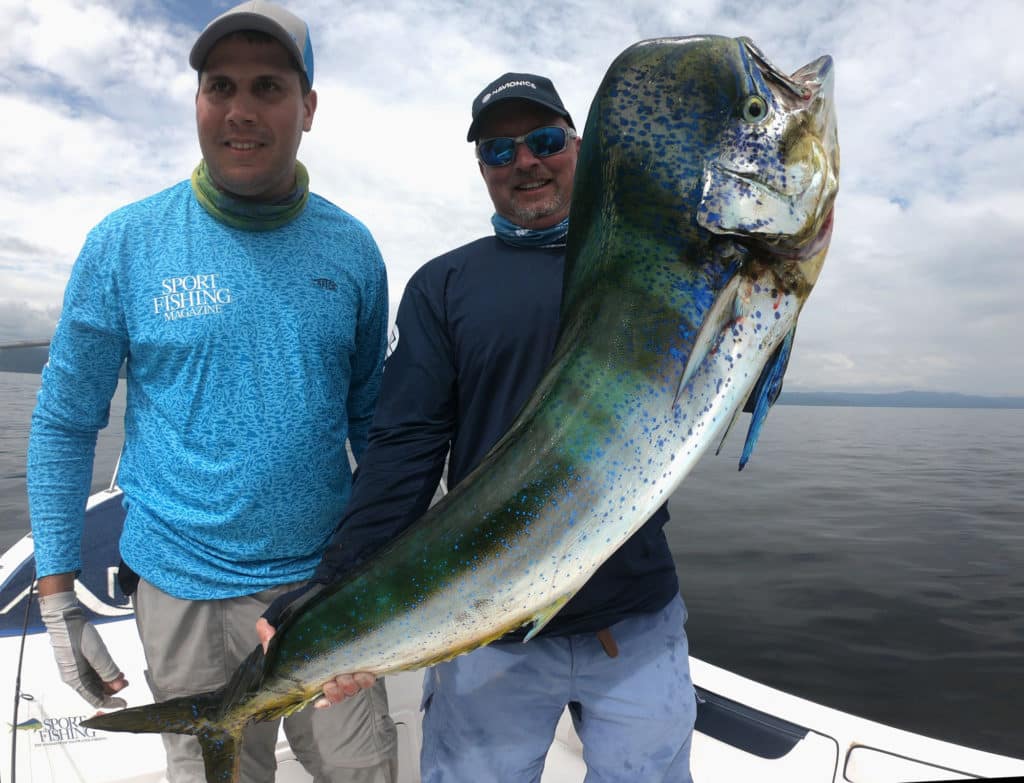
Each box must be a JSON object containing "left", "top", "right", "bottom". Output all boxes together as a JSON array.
[{"left": 263, "top": 72, "right": 697, "bottom": 782}]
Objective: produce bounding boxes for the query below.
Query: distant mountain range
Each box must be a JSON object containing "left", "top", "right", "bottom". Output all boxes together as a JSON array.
[
  {"left": 2, "top": 344, "right": 1020, "bottom": 409},
  {"left": 778, "top": 390, "right": 1024, "bottom": 409},
  {"left": 0, "top": 344, "right": 49, "bottom": 374}
]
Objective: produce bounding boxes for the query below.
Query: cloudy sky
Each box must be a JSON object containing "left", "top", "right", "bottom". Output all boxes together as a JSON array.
[{"left": 1, "top": 0, "right": 1021, "bottom": 395}]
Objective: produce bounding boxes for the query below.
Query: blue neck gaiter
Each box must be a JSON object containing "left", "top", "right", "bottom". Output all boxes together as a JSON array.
[{"left": 492, "top": 213, "right": 569, "bottom": 248}]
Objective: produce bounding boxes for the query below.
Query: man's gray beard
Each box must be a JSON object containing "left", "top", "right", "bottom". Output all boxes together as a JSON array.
[{"left": 512, "top": 195, "right": 565, "bottom": 224}]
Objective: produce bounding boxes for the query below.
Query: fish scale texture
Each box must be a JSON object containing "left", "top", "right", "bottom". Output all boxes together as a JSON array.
[{"left": 28, "top": 181, "right": 388, "bottom": 598}]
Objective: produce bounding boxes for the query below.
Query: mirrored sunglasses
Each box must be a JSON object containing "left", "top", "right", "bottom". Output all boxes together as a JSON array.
[{"left": 477, "top": 126, "right": 577, "bottom": 167}]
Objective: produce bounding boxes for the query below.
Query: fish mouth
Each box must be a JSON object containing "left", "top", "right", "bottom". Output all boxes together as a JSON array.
[
  {"left": 699, "top": 133, "right": 837, "bottom": 254},
  {"left": 762, "top": 206, "right": 834, "bottom": 260}
]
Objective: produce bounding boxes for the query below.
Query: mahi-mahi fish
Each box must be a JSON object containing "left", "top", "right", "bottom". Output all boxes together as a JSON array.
[{"left": 84, "top": 35, "right": 839, "bottom": 782}]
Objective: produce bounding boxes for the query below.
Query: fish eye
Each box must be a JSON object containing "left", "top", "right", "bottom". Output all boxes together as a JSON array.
[{"left": 741, "top": 95, "right": 770, "bottom": 123}]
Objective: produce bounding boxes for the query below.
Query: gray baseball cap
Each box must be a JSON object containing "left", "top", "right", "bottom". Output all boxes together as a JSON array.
[{"left": 189, "top": 1, "right": 314, "bottom": 88}]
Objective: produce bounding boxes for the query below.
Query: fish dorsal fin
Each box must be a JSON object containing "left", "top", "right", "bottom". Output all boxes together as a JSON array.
[
  {"left": 219, "top": 643, "right": 268, "bottom": 717},
  {"left": 522, "top": 593, "right": 573, "bottom": 643},
  {"left": 222, "top": 642, "right": 316, "bottom": 724}
]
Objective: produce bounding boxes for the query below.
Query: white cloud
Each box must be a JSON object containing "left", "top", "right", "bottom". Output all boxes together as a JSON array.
[{"left": 1, "top": 0, "right": 1022, "bottom": 395}]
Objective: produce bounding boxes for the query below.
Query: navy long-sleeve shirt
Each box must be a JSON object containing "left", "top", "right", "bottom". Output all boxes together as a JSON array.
[{"left": 315, "top": 235, "right": 679, "bottom": 637}]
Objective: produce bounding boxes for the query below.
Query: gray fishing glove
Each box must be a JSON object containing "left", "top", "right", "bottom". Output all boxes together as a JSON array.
[{"left": 38, "top": 591, "right": 127, "bottom": 709}]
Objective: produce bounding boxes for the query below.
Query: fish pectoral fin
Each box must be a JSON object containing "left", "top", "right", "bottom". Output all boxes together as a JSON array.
[
  {"left": 714, "top": 403, "right": 745, "bottom": 457},
  {"left": 739, "top": 328, "right": 795, "bottom": 470},
  {"left": 522, "top": 594, "right": 573, "bottom": 643},
  {"left": 674, "top": 275, "right": 742, "bottom": 408}
]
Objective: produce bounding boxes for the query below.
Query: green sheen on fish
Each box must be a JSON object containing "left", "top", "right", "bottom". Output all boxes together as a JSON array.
[{"left": 84, "top": 35, "right": 839, "bottom": 782}]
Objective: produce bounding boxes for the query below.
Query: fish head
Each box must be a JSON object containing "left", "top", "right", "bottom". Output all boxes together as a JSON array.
[
  {"left": 566, "top": 34, "right": 838, "bottom": 301},
  {"left": 696, "top": 37, "right": 839, "bottom": 293},
  {"left": 559, "top": 35, "right": 840, "bottom": 465}
]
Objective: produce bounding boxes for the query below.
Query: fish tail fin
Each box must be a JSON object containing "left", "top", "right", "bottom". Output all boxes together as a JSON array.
[
  {"left": 83, "top": 689, "right": 242, "bottom": 782},
  {"left": 83, "top": 644, "right": 273, "bottom": 782},
  {"left": 197, "top": 726, "right": 243, "bottom": 783}
]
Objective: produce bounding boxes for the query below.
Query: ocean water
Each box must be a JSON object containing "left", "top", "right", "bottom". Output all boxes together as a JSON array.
[
  {"left": 668, "top": 403, "right": 1024, "bottom": 758},
  {"left": 2, "top": 370, "right": 1022, "bottom": 757}
]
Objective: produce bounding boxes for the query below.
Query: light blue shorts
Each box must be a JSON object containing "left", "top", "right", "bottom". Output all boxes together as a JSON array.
[{"left": 420, "top": 594, "right": 696, "bottom": 783}]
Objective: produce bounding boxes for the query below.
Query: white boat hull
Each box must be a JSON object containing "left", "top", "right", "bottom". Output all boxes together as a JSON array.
[{"left": 2, "top": 489, "right": 1021, "bottom": 782}]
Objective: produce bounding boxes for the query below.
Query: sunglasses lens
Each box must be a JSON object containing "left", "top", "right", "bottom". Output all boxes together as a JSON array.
[
  {"left": 525, "top": 127, "right": 568, "bottom": 157},
  {"left": 478, "top": 127, "right": 570, "bottom": 167},
  {"left": 478, "top": 138, "right": 516, "bottom": 167}
]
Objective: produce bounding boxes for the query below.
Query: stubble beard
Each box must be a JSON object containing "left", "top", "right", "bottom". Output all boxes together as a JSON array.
[{"left": 511, "top": 189, "right": 567, "bottom": 225}]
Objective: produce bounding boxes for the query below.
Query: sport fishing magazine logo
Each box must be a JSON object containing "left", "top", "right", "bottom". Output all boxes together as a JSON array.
[
  {"left": 16, "top": 715, "right": 106, "bottom": 746},
  {"left": 152, "top": 273, "right": 233, "bottom": 321}
]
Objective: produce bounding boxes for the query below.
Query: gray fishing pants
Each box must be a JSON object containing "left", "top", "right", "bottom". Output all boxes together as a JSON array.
[{"left": 134, "top": 578, "right": 397, "bottom": 783}]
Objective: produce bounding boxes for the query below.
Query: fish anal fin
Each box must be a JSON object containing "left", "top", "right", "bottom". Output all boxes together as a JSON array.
[
  {"left": 250, "top": 691, "right": 319, "bottom": 725},
  {"left": 523, "top": 594, "right": 573, "bottom": 643}
]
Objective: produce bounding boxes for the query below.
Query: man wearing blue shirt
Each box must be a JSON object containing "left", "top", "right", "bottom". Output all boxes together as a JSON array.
[{"left": 28, "top": 2, "right": 397, "bottom": 780}]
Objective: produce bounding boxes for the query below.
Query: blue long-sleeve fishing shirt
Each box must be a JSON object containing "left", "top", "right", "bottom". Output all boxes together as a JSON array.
[
  {"left": 27, "top": 181, "right": 388, "bottom": 600},
  {"left": 313, "top": 236, "right": 679, "bottom": 638}
]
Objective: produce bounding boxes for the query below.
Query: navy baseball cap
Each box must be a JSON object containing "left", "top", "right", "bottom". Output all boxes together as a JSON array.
[{"left": 467, "top": 72, "right": 574, "bottom": 141}]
